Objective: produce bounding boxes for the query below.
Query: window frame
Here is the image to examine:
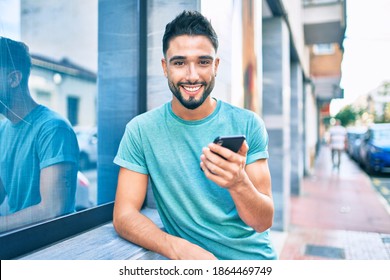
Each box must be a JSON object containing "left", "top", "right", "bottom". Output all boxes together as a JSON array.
[
  {"left": 0, "top": 0, "right": 148, "bottom": 260},
  {"left": 0, "top": 202, "right": 114, "bottom": 259}
]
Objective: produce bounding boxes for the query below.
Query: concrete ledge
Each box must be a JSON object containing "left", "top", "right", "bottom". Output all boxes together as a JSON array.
[{"left": 19, "top": 207, "right": 167, "bottom": 260}]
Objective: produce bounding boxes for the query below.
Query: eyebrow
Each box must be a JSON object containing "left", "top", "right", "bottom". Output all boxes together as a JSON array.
[
  {"left": 169, "top": 56, "right": 186, "bottom": 63},
  {"left": 168, "top": 55, "right": 214, "bottom": 63},
  {"left": 199, "top": 55, "right": 214, "bottom": 60}
]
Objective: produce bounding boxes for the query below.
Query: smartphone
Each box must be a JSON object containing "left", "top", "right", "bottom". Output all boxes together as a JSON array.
[{"left": 213, "top": 135, "right": 246, "bottom": 153}]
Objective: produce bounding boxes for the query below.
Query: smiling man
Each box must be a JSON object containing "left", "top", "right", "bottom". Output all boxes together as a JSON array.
[{"left": 113, "top": 10, "right": 277, "bottom": 260}]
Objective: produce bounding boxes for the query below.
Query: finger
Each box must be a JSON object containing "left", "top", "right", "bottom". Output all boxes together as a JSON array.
[
  {"left": 208, "top": 143, "right": 236, "bottom": 161},
  {"left": 200, "top": 161, "right": 228, "bottom": 186},
  {"left": 200, "top": 153, "right": 225, "bottom": 176},
  {"left": 202, "top": 146, "right": 225, "bottom": 166}
]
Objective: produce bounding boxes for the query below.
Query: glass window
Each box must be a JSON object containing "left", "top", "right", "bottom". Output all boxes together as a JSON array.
[
  {"left": 0, "top": 0, "right": 98, "bottom": 234},
  {"left": 0, "top": 0, "right": 149, "bottom": 259}
]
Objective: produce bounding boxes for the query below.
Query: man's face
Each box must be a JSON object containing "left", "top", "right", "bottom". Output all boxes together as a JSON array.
[{"left": 162, "top": 35, "right": 219, "bottom": 110}]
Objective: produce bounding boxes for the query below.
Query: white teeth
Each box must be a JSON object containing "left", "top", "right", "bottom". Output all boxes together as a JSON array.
[{"left": 183, "top": 86, "right": 201, "bottom": 92}]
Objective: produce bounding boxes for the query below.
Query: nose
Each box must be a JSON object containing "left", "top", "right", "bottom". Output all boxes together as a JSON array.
[{"left": 186, "top": 63, "right": 199, "bottom": 82}]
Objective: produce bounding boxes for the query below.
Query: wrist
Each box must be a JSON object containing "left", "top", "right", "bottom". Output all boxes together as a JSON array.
[
  {"left": 228, "top": 171, "right": 251, "bottom": 193},
  {"left": 163, "top": 234, "right": 185, "bottom": 260}
]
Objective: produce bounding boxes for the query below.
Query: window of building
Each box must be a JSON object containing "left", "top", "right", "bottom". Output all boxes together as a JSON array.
[{"left": 67, "top": 96, "right": 79, "bottom": 126}]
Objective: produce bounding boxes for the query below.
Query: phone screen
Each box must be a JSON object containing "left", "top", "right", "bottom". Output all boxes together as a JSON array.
[{"left": 213, "top": 135, "right": 246, "bottom": 153}]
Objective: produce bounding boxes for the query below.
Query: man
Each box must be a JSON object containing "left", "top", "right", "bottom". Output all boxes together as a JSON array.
[
  {"left": 0, "top": 37, "right": 79, "bottom": 232},
  {"left": 113, "top": 11, "right": 277, "bottom": 260},
  {"left": 329, "top": 119, "right": 347, "bottom": 169}
]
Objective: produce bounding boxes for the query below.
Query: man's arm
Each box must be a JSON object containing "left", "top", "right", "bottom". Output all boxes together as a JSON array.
[
  {"left": 0, "top": 162, "right": 77, "bottom": 232},
  {"left": 113, "top": 167, "right": 216, "bottom": 260},
  {"left": 200, "top": 142, "right": 274, "bottom": 232}
]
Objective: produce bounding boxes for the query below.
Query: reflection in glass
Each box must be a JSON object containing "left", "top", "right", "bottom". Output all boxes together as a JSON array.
[
  {"left": 0, "top": 1, "right": 98, "bottom": 235},
  {"left": 0, "top": 37, "right": 79, "bottom": 233}
]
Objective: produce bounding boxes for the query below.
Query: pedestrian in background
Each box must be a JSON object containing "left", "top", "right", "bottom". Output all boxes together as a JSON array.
[{"left": 329, "top": 119, "right": 347, "bottom": 169}]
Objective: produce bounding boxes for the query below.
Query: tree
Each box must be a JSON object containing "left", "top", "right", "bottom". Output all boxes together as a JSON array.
[{"left": 335, "top": 105, "right": 359, "bottom": 126}]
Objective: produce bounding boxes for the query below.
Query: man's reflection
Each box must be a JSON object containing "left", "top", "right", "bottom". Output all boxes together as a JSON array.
[{"left": 0, "top": 37, "right": 79, "bottom": 233}]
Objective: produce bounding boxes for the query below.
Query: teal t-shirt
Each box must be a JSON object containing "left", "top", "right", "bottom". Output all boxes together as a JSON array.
[
  {"left": 114, "top": 100, "right": 277, "bottom": 260},
  {"left": 0, "top": 105, "right": 79, "bottom": 213}
]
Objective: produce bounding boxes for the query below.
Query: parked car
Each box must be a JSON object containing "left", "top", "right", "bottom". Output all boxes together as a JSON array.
[
  {"left": 76, "top": 171, "right": 93, "bottom": 211},
  {"left": 346, "top": 126, "right": 367, "bottom": 163},
  {"left": 359, "top": 123, "right": 390, "bottom": 174},
  {"left": 74, "top": 126, "right": 97, "bottom": 170}
]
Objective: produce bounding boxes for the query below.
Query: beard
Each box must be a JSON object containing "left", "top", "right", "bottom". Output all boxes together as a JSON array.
[{"left": 168, "top": 78, "right": 215, "bottom": 110}]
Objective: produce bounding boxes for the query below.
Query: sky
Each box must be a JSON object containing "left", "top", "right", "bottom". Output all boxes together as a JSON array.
[{"left": 333, "top": 0, "right": 390, "bottom": 115}]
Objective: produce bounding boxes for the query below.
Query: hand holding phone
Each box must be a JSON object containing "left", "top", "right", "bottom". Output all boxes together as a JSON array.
[{"left": 200, "top": 135, "right": 246, "bottom": 173}]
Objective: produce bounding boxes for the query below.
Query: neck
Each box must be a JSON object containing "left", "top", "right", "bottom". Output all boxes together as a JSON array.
[
  {"left": 171, "top": 96, "right": 217, "bottom": 121},
  {"left": 6, "top": 90, "right": 38, "bottom": 123}
]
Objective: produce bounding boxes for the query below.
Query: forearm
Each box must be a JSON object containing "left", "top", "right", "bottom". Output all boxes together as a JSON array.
[
  {"left": 114, "top": 207, "right": 216, "bottom": 260},
  {"left": 114, "top": 168, "right": 216, "bottom": 260},
  {"left": 229, "top": 175, "right": 274, "bottom": 232},
  {"left": 0, "top": 202, "right": 60, "bottom": 232},
  {"left": 114, "top": 207, "right": 175, "bottom": 258}
]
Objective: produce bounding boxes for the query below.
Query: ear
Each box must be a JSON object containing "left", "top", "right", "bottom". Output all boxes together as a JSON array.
[
  {"left": 161, "top": 58, "right": 168, "bottom": 78},
  {"left": 214, "top": 57, "right": 220, "bottom": 77},
  {"left": 8, "top": 71, "right": 23, "bottom": 88}
]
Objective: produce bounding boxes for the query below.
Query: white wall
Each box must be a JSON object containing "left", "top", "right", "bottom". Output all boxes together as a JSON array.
[
  {"left": 201, "top": 0, "right": 244, "bottom": 107},
  {"left": 305, "top": 83, "right": 318, "bottom": 173}
]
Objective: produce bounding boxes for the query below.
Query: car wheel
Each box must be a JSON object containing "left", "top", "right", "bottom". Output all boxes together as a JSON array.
[
  {"left": 365, "top": 165, "right": 374, "bottom": 176},
  {"left": 364, "top": 156, "right": 376, "bottom": 176}
]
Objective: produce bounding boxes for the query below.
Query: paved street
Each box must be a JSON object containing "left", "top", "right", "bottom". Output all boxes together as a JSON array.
[
  {"left": 371, "top": 176, "right": 390, "bottom": 208},
  {"left": 275, "top": 144, "right": 390, "bottom": 260}
]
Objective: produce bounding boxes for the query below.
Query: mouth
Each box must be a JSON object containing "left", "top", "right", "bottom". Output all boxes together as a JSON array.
[{"left": 181, "top": 84, "right": 203, "bottom": 97}]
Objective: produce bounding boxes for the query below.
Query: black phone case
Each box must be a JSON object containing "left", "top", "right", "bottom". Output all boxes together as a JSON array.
[{"left": 213, "top": 135, "right": 246, "bottom": 153}]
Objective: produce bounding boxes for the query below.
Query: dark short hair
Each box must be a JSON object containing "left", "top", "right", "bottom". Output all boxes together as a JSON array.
[
  {"left": 162, "top": 10, "right": 218, "bottom": 56},
  {"left": 0, "top": 37, "right": 32, "bottom": 84}
]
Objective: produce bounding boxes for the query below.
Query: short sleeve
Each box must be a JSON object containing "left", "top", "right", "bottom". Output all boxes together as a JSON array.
[
  {"left": 113, "top": 118, "right": 149, "bottom": 174},
  {"left": 246, "top": 113, "right": 269, "bottom": 164},
  {"left": 37, "top": 120, "right": 79, "bottom": 169}
]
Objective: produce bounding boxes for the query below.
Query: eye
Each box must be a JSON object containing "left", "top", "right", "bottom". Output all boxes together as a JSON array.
[
  {"left": 199, "top": 60, "right": 211, "bottom": 66},
  {"left": 173, "top": 60, "right": 184, "bottom": 66}
]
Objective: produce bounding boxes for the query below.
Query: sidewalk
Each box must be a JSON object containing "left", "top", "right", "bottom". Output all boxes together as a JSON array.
[{"left": 272, "top": 144, "right": 390, "bottom": 260}]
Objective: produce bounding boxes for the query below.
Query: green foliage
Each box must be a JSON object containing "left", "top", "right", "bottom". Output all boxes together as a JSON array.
[{"left": 334, "top": 105, "right": 358, "bottom": 126}]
